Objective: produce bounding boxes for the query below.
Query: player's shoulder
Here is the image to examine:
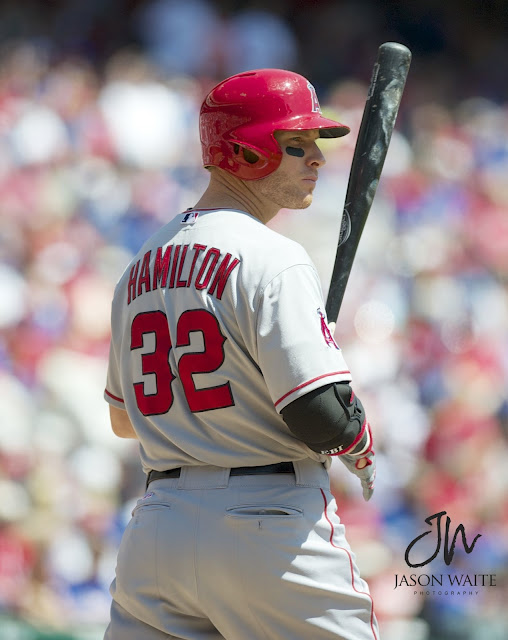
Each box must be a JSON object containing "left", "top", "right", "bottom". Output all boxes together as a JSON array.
[
  {"left": 228, "top": 210, "right": 311, "bottom": 260},
  {"left": 180, "top": 207, "right": 312, "bottom": 266},
  {"left": 227, "top": 212, "right": 318, "bottom": 290},
  {"left": 258, "top": 226, "right": 312, "bottom": 271}
]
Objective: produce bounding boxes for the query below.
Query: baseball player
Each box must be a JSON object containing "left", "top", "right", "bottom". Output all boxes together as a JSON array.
[{"left": 103, "top": 69, "right": 378, "bottom": 640}]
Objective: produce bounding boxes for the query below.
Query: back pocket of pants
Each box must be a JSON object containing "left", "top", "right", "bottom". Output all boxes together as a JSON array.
[{"left": 226, "top": 504, "right": 303, "bottom": 519}]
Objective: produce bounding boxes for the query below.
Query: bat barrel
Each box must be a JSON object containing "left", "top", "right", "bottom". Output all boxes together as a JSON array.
[{"left": 325, "top": 42, "right": 411, "bottom": 324}]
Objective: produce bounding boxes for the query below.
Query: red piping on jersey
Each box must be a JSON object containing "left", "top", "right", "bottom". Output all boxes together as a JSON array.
[
  {"left": 274, "top": 371, "right": 350, "bottom": 408},
  {"left": 105, "top": 389, "right": 124, "bottom": 403},
  {"left": 184, "top": 208, "right": 238, "bottom": 212},
  {"left": 320, "top": 489, "right": 378, "bottom": 640}
]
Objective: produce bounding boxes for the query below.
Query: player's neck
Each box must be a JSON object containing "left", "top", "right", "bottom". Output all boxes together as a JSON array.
[{"left": 193, "top": 169, "right": 279, "bottom": 224}]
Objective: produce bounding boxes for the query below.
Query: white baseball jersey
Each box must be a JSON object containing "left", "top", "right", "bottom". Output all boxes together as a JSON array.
[{"left": 105, "top": 208, "right": 352, "bottom": 473}]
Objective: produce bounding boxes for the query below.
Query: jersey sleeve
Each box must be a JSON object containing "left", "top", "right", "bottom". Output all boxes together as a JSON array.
[
  {"left": 104, "top": 322, "right": 126, "bottom": 409},
  {"left": 255, "top": 263, "right": 352, "bottom": 413}
]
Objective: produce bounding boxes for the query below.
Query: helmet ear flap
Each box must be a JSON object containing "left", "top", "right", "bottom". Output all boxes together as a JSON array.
[
  {"left": 230, "top": 140, "right": 276, "bottom": 178},
  {"left": 219, "top": 138, "right": 281, "bottom": 179}
]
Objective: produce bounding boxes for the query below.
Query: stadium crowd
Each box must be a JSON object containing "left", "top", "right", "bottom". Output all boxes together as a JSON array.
[{"left": 0, "top": 1, "right": 507, "bottom": 639}]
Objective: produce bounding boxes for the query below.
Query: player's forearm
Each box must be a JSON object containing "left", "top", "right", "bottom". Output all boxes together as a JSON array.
[{"left": 109, "top": 405, "right": 139, "bottom": 439}]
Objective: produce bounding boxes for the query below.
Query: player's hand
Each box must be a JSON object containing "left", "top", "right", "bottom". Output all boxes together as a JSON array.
[{"left": 339, "top": 450, "right": 376, "bottom": 501}]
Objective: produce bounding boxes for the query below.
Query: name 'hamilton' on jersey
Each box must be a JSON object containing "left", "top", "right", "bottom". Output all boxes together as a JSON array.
[{"left": 126, "top": 242, "right": 240, "bottom": 305}]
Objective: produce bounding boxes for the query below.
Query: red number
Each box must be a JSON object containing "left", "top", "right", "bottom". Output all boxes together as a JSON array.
[
  {"left": 130, "top": 309, "right": 234, "bottom": 415},
  {"left": 177, "top": 309, "right": 234, "bottom": 412},
  {"left": 131, "top": 311, "right": 175, "bottom": 416}
]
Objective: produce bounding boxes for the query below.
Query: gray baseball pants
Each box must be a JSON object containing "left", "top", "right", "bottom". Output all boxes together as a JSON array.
[{"left": 104, "top": 459, "right": 379, "bottom": 639}]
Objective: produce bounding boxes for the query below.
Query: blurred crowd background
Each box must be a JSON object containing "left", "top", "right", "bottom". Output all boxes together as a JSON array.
[{"left": 1, "top": 1, "right": 508, "bottom": 639}]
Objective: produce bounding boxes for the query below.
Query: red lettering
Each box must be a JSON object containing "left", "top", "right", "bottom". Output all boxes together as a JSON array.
[
  {"left": 137, "top": 251, "right": 152, "bottom": 296},
  {"left": 131, "top": 311, "right": 175, "bottom": 415},
  {"left": 128, "top": 244, "right": 240, "bottom": 303},
  {"left": 176, "top": 309, "right": 234, "bottom": 412},
  {"left": 127, "top": 260, "right": 140, "bottom": 304},
  {"left": 187, "top": 244, "right": 207, "bottom": 287},
  {"left": 176, "top": 244, "right": 189, "bottom": 287},
  {"left": 130, "top": 309, "right": 234, "bottom": 415},
  {"left": 208, "top": 253, "right": 240, "bottom": 299},
  {"left": 169, "top": 244, "right": 181, "bottom": 289},
  {"left": 195, "top": 247, "right": 220, "bottom": 290},
  {"left": 153, "top": 245, "right": 172, "bottom": 289}
]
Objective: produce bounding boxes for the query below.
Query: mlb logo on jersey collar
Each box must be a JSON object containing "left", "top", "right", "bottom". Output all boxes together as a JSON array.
[{"left": 181, "top": 211, "right": 200, "bottom": 224}]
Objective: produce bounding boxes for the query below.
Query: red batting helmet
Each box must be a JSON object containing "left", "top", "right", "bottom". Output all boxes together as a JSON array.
[{"left": 199, "top": 68, "right": 350, "bottom": 180}]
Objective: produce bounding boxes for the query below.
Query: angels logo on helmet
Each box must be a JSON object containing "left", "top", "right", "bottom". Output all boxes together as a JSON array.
[{"left": 307, "top": 82, "right": 322, "bottom": 114}]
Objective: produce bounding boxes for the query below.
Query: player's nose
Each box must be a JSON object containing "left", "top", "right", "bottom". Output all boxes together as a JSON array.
[{"left": 307, "top": 142, "right": 326, "bottom": 168}]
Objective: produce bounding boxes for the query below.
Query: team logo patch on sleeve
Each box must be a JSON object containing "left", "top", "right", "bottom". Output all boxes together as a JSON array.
[{"left": 318, "top": 308, "right": 340, "bottom": 349}]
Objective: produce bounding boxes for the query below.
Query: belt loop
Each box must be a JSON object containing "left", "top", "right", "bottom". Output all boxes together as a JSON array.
[
  {"left": 177, "top": 468, "right": 186, "bottom": 490},
  {"left": 293, "top": 459, "right": 329, "bottom": 488},
  {"left": 178, "top": 466, "right": 229, "bottom": 489}
]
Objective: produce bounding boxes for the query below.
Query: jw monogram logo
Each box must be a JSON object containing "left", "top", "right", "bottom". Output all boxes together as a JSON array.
[{"left": 405, "top": 511, "right": 482, "bottom": 568}]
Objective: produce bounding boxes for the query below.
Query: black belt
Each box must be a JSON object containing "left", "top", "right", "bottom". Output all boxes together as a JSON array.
[{"left": 146, "top": 462, "right": 295, "bottom": 489}]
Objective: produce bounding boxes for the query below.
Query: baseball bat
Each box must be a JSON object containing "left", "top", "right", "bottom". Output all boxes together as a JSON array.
[{"left": 325, "top": 42, "right": 412, "bottom": 324}]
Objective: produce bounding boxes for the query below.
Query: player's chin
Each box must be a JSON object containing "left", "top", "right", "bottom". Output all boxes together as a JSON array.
[
  {"left": 292, "top": 191, "right": 314, "bottom": 209},
  {"left": 299, "top": 194, "right": 314, "bottom": 209},
  {"left": 287, "top": 198, "right": 313, "bottom": 210},
  {"left": 279, "top": 191, "right": 313, "bottom": 210}
]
